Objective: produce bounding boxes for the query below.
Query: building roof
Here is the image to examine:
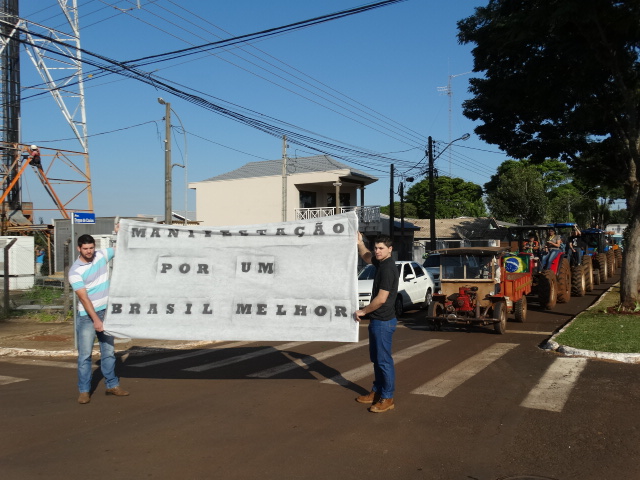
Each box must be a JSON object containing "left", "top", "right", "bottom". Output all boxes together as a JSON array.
[
  {"left": 202, "top": 155, "right": 377, "bottom": 183},
  {"left": 379, "top": 214, "right": 420, "bottom": 231},
  {"left": 406, "top": 217, "right": 517, "bottom": 240}
]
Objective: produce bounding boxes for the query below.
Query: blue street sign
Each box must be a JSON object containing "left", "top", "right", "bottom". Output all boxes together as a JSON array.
[{"left": 73, "top": 212, "right": 96, "bottom": 224}]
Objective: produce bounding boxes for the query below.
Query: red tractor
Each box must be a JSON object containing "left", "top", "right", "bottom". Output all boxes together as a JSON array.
[{"left": 506, "top": 225, "right": 574, "bottom": 310}]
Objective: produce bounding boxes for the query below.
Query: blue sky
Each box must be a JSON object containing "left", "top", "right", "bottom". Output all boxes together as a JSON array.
[{"left": 20, "top": 0, "right": 511, "bottom": 221}]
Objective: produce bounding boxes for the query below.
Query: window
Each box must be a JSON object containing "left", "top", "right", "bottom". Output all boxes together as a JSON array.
[
  {"left": 299, "top": 191, "right": 317, "bottom": 209},
  {"left": 327, "top": 192, "right": 351, "bottom": 208},
  {"left": 412, "top": 262, "right": 425, "bottom": 278},
  {"left": 401, "top": 263, "right": 413, "bottom": 280}
]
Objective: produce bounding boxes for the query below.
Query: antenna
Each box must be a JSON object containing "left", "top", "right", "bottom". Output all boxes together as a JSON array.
[{"left": 437, "top": 71, "right": 471, "bottom": 176}]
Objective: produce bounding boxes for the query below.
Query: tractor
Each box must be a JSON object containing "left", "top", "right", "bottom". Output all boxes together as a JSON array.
[
  {"left": 506, "top": 225, "right": 573, "bottom": 310},
  {"left": 425, "top": 247, "right": 532, "bottom": 334},
  {"left": 580, "top": 228, "right": 619, "bottom": 284}
]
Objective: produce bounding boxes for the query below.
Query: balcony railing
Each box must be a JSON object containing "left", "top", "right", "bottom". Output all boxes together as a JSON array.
[{"left": 295, "top": 206, "right": 381, "bottom": 223}]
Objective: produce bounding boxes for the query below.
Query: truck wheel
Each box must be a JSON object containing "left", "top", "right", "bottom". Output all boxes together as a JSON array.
[
  {"left": 538, "top": 270, "right": 557, "bottom": 309},
  {"left": 571, "top": 265, "right": 586, "bottom": 297},
  {"left": 493, "top": 302, "right": 507, "bottom": 334},
  {"left": 557, "top": 258, "right": 571, "bottom": 303},
  {"left": 427, "top": 301, "right": 444, "bottom": 330},
  {"left": 395, "top": 296, "right": 404, "bottom": 318},
  {"left": 514, "top": 295, "right": 527, "bottom": 323}
]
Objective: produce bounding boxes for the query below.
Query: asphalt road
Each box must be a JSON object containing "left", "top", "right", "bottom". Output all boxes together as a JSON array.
[{"left": 1, "top": 271, "right": 639, "bottom": 480}]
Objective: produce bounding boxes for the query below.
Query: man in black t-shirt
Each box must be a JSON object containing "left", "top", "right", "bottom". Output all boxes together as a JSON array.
[{"left": 355, "top": 233, "right": 399, "bottom": 413}]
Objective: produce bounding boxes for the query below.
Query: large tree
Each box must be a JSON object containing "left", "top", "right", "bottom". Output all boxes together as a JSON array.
[
  {"left": 405, "top": 176, "right": 487, "bottom": 219},
  {"left": 458, "top": 0, "right": 640, "bottom": 307},
  {"left": 485, "top": 162, "right": 549, "bottom": 224}
]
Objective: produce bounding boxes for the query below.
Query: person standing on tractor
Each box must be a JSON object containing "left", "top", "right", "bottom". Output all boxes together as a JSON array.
[
  {"left": 568, "top": 225, "right": 585, "bottom": 266},
  {"left": 540, "top": 228, "right": 562, "bottom": 271}
]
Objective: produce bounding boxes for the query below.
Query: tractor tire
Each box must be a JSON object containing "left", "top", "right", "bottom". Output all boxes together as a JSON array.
[
  {"left": 571, "top": 264, "right": 586, "bottom": 297},
  {"left": 615, "top": 250, "right": 623, "bottom": 269},
  {"left": 595, "top": 253, "right": 608, "bottom": 281},
  {"left": 557, "top": 258, "right": 571, "bottom": 303},
  {"left": 538, "top": 270, "right": 557, "bottom": 310},
  {"left": 606, "top": 250, "right": 615, "bottom": 276},
  {"left": 493, "top": 301, "right": 507, "bottom": 334},
  {"left": 593, "top": 268, "right": 601, "bottom": 286},
  {"left": 514, "top": 295, "right": 527, "bottom": 323},
  {"left": 582, "top": 256, "right": 594, "bottom": 292}
]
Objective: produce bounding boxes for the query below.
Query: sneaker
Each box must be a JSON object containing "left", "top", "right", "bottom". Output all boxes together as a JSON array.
[
  {"left": 78, "top": 392, "right": 91, "bottom": 404},
  {"left": 355, "top": 391, "right": 380, "bottom": 404},
  {"left": 105, "top": 386, "right": 130, "bottom": 396},
  {"left": 369, "top": 397, "right": 394, "bottom": 413}
]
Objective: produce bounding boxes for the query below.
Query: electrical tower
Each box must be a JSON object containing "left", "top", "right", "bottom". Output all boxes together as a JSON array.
[{"left": 0, "top": 0, "right": 93, "bottom": 228}]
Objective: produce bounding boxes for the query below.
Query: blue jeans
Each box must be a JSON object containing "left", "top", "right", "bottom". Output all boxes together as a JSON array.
[
  {"left": 76, "top": 309, "right": 119, "bottom": 393},
  {"left": 368, "top": 318, "right": 397, "bottom": 399},
  {"left": 541, "top": 249, "right": 561, "bottom": 271}
]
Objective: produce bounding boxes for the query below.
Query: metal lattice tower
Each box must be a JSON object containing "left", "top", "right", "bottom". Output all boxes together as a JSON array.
[{"left": 0, "top": 0, "right": 93, "bottom": 223}]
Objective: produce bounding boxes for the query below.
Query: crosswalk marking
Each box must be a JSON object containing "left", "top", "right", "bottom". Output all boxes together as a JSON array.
[
  {"left": 130, "top": 341, "right": 253, "bottom": 368},
  {"left": 248, "top": 340, "right": 369, "bottom": 378},
  {"left": 0, "top": 358, "right": 77, "bottom": 369},
  {"left": 321, "top": 338, "right": 450, "bottom": 386},
  {"left": 411, "top": 343, "right": 519, "bottom": 397},
  {"left": 520, "top": 357, "right": 588, "bottom": 412},
  {"left": 183, "top": 341, "right": 309, "bottom": 372},
  {"left": 0, "top": 375, "right": 28, "bottom": 385}
]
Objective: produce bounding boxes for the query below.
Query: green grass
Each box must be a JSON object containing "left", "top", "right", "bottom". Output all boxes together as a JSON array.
[
  {"left": 554, "top": 284, "right": 640, "bottom": 353},
  {"left": 23, "top": 286, "right": 64, "bottom": 304}
]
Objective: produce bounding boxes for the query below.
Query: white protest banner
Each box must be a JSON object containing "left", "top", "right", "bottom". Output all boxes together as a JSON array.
[{"left": 103, "top": 212, "right": 359, "bottom": 342}]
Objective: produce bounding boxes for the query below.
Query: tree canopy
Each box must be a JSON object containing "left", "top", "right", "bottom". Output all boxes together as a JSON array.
[
  {"left": 405, "top": 176, "right": 487, "bottom": 219},
  {"left": 458, "top": 0, "right": 640, "bottom": 306}
]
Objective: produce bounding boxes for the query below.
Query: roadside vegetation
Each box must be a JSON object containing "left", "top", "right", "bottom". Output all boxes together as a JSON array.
[
  {"left": 554, "top": 284, "right": 640, "bottom": 354},
  {"left": 6, "top": 286, "right": 71, "bottom": 323}
]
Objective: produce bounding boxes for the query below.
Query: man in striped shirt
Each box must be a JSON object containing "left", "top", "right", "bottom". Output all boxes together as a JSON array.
[{"left": 69, "top": 233, "right": 129, "bottom": 405}]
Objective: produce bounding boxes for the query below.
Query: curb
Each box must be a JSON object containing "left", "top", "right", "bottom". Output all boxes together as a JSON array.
[{"left": 542, "top": 282, "right": 640, "bottom": 364}]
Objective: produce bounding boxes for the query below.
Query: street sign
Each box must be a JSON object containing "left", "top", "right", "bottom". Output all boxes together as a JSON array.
[{"left": 73, "top": 212, "right": 96, "bottom": 224}]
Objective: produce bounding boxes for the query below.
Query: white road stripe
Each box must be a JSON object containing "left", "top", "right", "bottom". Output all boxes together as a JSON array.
[
  {"left": 0, "top": 358, "right": 77, "bottom": 369},
  {"left": 0, "top": 375, "right": 28, "bottom": 385},
  {"left": 184, "top": 341, "right": 309, "bottom": 372},
  {"left": 321, "top": 339, "right": 450, "bottom": 386},
  {"left": 248, "top": 340, "right": 368, "bottom": 378},
  {"left": 520, "top": 357, "right": 588, "bottom": 412},
  {"left": 411, "top": 343, "right": 519, "bottom": 397},
  {"left": 130, "top": 341, "right": 253, "bottom": 368}
]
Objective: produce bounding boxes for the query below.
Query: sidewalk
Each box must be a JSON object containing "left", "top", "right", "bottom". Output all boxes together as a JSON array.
[{"left": 0, "top": 315, "right": 215, "bottom": 357}]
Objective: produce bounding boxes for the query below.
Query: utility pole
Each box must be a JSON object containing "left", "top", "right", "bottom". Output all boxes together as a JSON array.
[
  {"left": 399, "top": 181, "right": 405, "bottom": 259},
  {"left": 158, "top": 98, "right": 172, "bottom": 225},
  {"left": 389, "top": 164, "right": 394, "bottom": 240},
  {"left": 282, "top": 135, "right": 287, "bottom": 221},
  {"left": 428, "top": 137, "right": 436, "bottom": 251}
]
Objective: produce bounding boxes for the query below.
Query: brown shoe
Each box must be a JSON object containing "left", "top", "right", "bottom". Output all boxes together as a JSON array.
[
  {"left": 355, "top": 391, "right": 380, "bottom": 404},
  {"left": 369, "top": 397, "right": 394, "bottom": 413},
  {"left": 78, "top": 392, "right": 91, "bottom": 404},
  {"left": 105, "top": 386, "right": 129, "bottom": 397}
]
